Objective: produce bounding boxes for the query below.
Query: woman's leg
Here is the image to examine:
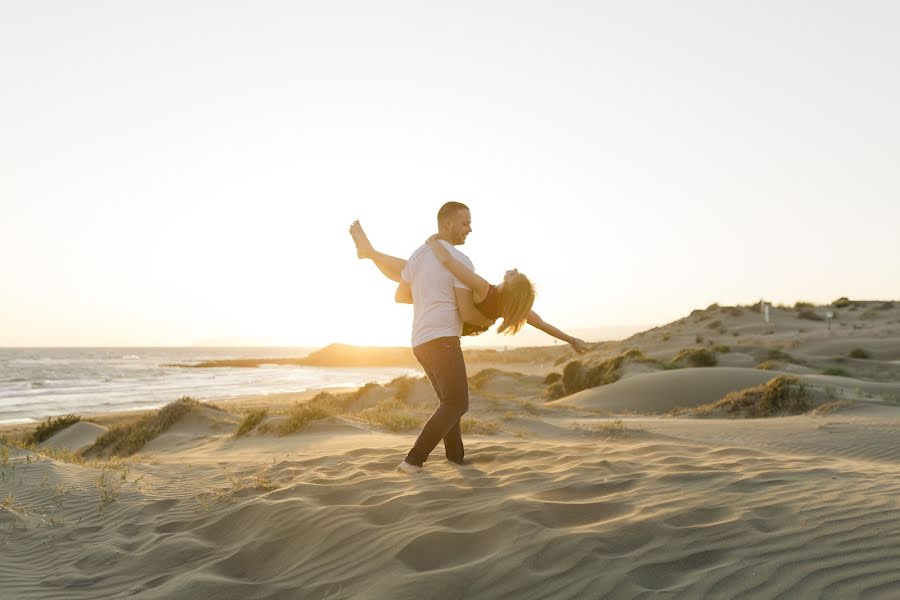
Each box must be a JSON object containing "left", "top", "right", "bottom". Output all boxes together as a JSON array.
[{"left": 350, "top": 220, "right": 407, "bottom": 283}]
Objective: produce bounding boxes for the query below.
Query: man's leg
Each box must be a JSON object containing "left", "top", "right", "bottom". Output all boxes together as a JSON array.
[{"left": 405, "top": 337, "right": 469, "bottom": 467}]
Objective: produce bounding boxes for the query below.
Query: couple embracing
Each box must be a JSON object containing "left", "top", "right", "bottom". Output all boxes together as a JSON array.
[{"left": 350, "top": 201, "right": 588, "bottom": 474}]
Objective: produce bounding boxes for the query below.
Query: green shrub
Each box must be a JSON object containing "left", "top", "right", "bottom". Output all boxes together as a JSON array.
[
  {"left": 849, "top": 348, "right": 871, "bottom": 359},
  {"left": 29, "top": 414, "right": 81, "bottom": 445},
  {"left": 695, "top": 335, "right": 704, "bottom": 344},
  {"left": 562, "top": 360, "right": 586, "bottom": 395},
  {"left": 712, "top": 345, "right": 731, "bottom": 353},
  {"left": 794, "top": 301, "right": 814, "bottom": 310},
  {"left": 706, "top": 320, "right": 724, "bottom": 330}
]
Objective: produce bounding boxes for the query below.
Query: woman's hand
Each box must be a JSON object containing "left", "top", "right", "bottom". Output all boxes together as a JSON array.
[
  {"left": 426, "top": 234, "right": 440, "bottom": 246},
  {"left": 569, "top": 338, "right": 590, "bottom": 354}
]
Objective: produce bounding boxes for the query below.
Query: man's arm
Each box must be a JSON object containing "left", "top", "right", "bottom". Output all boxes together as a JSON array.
[
  {"left": 526, "top": 310, "right": 590, "bottom": 353},
  {"left": 455, "top": 287, "right": 493, "bottom": 326},
  {"left": 395, "top": 280, "right": 413, "bottom": 304}
]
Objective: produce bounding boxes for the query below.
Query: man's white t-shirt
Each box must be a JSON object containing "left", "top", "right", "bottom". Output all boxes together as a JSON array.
[{"left": 401, "top": 240, "right": 474, "bottom": 348}]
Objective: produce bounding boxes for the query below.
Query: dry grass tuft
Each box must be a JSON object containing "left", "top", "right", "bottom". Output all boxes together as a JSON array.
[
  {"left": 234, "top": 408, "right": 268, "bottom": 438},
  {"left": 29, "top": 414, "right": 82, "bottom": 445},
  {"left": 86, "top": 397, "right": 209, "bottom": 457},
  {"left": 573, "top": 419, "right": 627, "bottom": 437}
]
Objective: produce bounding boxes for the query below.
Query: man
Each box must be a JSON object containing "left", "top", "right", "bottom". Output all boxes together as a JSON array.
[{"left": 393, "top": 201, "right": 492, "bottom": 473}]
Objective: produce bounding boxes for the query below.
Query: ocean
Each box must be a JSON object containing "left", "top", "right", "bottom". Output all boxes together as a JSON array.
[{"left": 0, "top": 348, "right": 420, "bottom": 425}]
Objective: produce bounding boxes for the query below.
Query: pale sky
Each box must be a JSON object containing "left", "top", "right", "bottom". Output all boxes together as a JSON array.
[{"left": 2, "top": 1, "right": 899, "bottom": 348}]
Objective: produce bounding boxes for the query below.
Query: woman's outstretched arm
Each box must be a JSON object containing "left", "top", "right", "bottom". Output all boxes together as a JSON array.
[
  {"left": 526, "top": 310, "right": 590, "bottom": 353},
  {"left": 350, "top": 220, "right": 407, "bottom": 282},
  {"left": 426, "top": 234, "right": 491, "bottom": 302}
]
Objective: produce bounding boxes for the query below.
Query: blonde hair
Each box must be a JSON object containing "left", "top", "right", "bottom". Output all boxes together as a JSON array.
[{"left": 496, "top": 273, "right": 536, "bottom": 335}]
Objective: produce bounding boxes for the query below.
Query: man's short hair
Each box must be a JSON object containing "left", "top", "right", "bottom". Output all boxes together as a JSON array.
[{"left": 437, "top": 201, "right": 470, "bottom": 225}]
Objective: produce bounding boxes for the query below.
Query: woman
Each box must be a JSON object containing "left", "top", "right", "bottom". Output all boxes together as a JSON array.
[{"left": 350, "top": 221, "right": 590, "bottom": 353}]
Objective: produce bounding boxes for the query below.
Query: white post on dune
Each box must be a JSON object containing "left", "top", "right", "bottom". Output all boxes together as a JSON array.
[
  {"left": 764, "top": 303, "right": 770, "bottom": 324},
  {"left": 826, "top": 310, "right": 834, "bottom": 330}
]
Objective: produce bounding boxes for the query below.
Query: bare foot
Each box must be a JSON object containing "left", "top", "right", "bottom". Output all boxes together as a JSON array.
[{"left": 349, "top": 220, "right": 375, "bottom": 259}]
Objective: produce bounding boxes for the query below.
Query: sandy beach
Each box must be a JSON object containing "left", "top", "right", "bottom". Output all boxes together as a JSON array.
[{"left": 3, "top": 301, "right": 900, "bottom": 599}]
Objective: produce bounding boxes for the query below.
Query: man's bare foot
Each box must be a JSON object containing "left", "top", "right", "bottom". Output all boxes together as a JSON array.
[{"left": 349, "top": 220, "right": 375, "bottom": 259}]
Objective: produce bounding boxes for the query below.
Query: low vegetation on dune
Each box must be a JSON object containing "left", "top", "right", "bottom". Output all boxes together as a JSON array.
[
  {"left": 668, "top": 348, "right": 717, "bottom": 368},
  {"left": 86, "top": 397, "right": 214, "bottom": 457},
  {"left": 849, "top": 348, "right": 871, "bottom": 359},
  {"left": 690, "top": 376, "right": 810, "bottom": 418},
  {"left": 28, "top": 414, "right": 82, "bottom": 444},
  {"left": 546, "top": 349, "right": 650, "bottom": 400},
  {"left": 234, "top": 408, "right": 268, "bottom": 438}
]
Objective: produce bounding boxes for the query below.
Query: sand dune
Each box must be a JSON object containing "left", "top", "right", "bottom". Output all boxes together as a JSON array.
[
  {"left": 39, "top": 421, "right": 108, "bottom": 454},
  {"left": 551, "top": 367, "right": 782, "bottom": 413}
]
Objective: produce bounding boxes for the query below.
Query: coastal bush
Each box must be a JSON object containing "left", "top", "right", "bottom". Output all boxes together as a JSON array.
[
  {"left": 706, "top": 320, "right": 724, "bottom": 330},
  {"left": 234, "top": 408, "right": 267, "bottom": 438},
  {"left": 544, "top": 383, "right": 566, "bottom": 401},
  {"left": 794, "top": 301, "right": 814, "bottom": 310},
  {"left": 756, "top": 361, "right": 778, "bottom": 371},
  {"left": 543, "top": 372, "right": 562, "bottom": 385},
  {"left": 712, "top": 345, "right": 731, "bottom": 353},
  {"left": 878, "top": 301, "right": 895, "bottom": 310},
  {"left": 728, "top": 307, "right": 744, "bottom": 317},
  {"left": 669, "top": 348, "right": 717, "bottom": 368},
  {"left": 849, "top": 348, "right": 871, "bottom": 359},
  {"left": 832, "top": 297, "right": 852, "bottom": 308},
  {"left": 693, "top": 376, "right": 809, "bottom": 418},
  {"left": 562, "top": 361, "right": 586, "bottom": 395},
  {"left": 29, "top": 414, "right": 81, "bottom": 445},
  {"left": 661, "top": 332, "right": 671, "bottom": 341},
  {"left": 695, "top": 335, "right": 704, "bottom": 344},
  {"left": 87, "top": 397, "right": 208, "bottom": 457}
]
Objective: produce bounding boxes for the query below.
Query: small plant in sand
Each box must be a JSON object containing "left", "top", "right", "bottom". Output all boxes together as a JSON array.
[
  {"left": 459, "top": 418, "right": 500, "bottom": 435},
  {"left": 693, "top": 376, "right": 810, "bottom": 418},
  {"left": 1, "top": 444, "right": 9, "bottom": 467},
  {"left": 234, "top": 408, "right": 268, "bottom": 438},
  {"left": 848, "top": 348, "right": 871, "bottom": 359},
  {"left": 669, "top": 348, "right": 717, "bottom": 368},
  {"left": 29, "top": 414, "right": 81, "bottom": 445},
  {"left": 573, "top": 419, "right": 626, "bottom": 437},
  {"left": 277, "top": 403, "right": 332, "bottom": 435},
  {"left": 712, "top": 345, "right": 731, "bottom": 353},
  {"left": 706, "top": 319, "right": 724, "bottom": 330},
  {"left": 756, "top": 361, "right": 778, "bottom": 371},
  {"left": 357, "top": 399, "right": 423, "bottom": 432},
  {"left": 87, "top": 396, "right": 210, "bottom": 457},
  {"left": 661, "top": 332, "right": 671, "bottom": 341}
]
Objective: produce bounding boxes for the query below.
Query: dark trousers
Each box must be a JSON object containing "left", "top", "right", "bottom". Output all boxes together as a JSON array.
[{"left": 405, "top": 336, "right": 469, "bottom": 467}]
